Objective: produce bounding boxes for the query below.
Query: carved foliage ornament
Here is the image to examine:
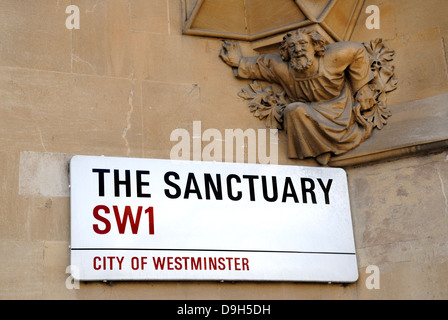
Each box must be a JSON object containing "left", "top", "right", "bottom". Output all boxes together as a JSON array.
[{"left": 220, "top": 28, "right": 397, "bottom": 165}]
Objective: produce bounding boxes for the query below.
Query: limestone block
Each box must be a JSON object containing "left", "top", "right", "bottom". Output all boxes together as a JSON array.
[
  {"left": 384, "top": 28, "right": 448, "bottom": 106},
  {"left": 0, "top": 0, "right": 71, "bottom": 72},
  {"left": 71, "top": 0, "right": 150, "bottom": 79},
  {"left": 0, "top": 68, "right": 143, "bottom": 157},
  {"left": 17, "top": 152, "right": 71, "bottom": 241},
  {"left": 71, "top": 0, "right": 185, "bottom": 78},
  {"left": 394, "top": 0, "right": 448, "bottom": 68},
  {"left": 71, "top": 0, "right": 108, "bottom": 76},
  {"left": 17, "top": 196, "right": 70, "bottom": 242},
  {"left": 394, "top": 0, "right": 448, "bottom": 36},
  {"left": 0, "top": 151, "right": 72, "bottom": 242},
  {"left": 347, "top": 152, "right": 448, "bottom": 298},
  {"left": 42, "top": 241, "right": 74, "bottom": 299},
  {"left": 357, "top": 260, "right": 448, "bottom": 299},
  {"left": 19, "top": 152, "right": 71, "bottom": 197},
  {"left": 347, "top": 153, "right": 448, "bottom": 249},
  {"left": 70, "top": 1, "right": 245, "bottom": 81},
  {"left": 0, "top": 240, "right": 44, "bottom": 299},
  {"left": 145, "top": 34, "right": 224, "bottom": 84},
  {"left": 130, "top": 0, "right": 169, "bottom": 34},
  {"left": 0, "top": 152, "right": 19, "bottom": 199},
  {"left": 0, "top": 152, "right": 25, "bottom": 241},
  {"left": 142, "top": 81, "right": 201, "bottom": 158},
  {"left": 71, "top": 0, "right": 135, "bottom": 77}
]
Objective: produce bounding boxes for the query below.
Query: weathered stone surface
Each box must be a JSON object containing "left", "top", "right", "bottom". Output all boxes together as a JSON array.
[
  {"left": 0, "top": 67, "right": 143, "bottom": 157},
  {"left": 0, "top": 240, "right": 45, "bottom": 299},
  {"left": 0, "top": 0, "right": 72, "bottom": 72},
  {"left": 330, "top": 93, "right": 448, "bottom": 166},
  {"left": 1, "top": 0, "right": 448, "bottom": 299},
  {"left": 184, "top": 0, "right": 364, "bottom": 42},
  {"left": 19, "top": 152, "right": 72, "bottom": 197}
]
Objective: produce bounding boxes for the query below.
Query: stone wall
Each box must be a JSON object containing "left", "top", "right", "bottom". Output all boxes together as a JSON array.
[{"left": 0, "top": 0, "right": 447, "bottom": 299}]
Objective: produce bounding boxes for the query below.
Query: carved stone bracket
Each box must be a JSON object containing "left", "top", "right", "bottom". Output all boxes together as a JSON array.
[
  {"left": 231, "top": 34, "right": 398, "bottom": 165},
  {"left": 329, "top": 93, "right": 448, "bottom": 167}
]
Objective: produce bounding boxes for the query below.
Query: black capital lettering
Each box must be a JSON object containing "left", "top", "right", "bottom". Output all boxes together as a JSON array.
[
  {"left": 92, "top": 169, "right": 110, "bottom": 197},
  {"left": 114, "top": 169, "right": 131, "bottom": 197},
  {"left": 136, "top": 170, "right": 151, "bottom": 198},
  {"left": 301, "top": 178, "right": 317, "bottom": 204},
  {"left": 164, "top": 171, "right": 181, "bottom": 199},
  {"left": 262, "top": 176, "right": 278, "bottom": 202},
  {"left": 317, "top": 178, "right": 333, "bottom": 205},
  {"left": 242, "top": 175, "right": 259, "bottom": 201},
  {"left": 282, "top": 177, "right": 299, "bottom": 203},
  {"left": 204, "top": 173, "right": 223, "bottom": 200},
  {"left": 184, "top": 173, "right": 202, "bottom": 199},
  {"left": 227, "top": 174, "right": 242, "bottom": 201}
]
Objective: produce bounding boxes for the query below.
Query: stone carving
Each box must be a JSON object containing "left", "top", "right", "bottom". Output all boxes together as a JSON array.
[{"left": 220, "top": 28, "right": 397, "bottom": 165}]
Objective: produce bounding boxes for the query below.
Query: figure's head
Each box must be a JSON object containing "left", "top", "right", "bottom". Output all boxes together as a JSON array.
[{"left": 280, "top": 28, "right": 327, "bottom": 72}]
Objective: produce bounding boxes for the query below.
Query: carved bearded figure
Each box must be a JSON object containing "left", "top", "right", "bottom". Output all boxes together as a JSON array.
[{"left": 220, "top": 28, "right": 394, "bottom": 165}]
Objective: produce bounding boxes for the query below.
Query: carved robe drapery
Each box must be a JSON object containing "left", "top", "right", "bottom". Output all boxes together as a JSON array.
[{"left": 234, "top": 42, "right": 374, "bottom": 159}]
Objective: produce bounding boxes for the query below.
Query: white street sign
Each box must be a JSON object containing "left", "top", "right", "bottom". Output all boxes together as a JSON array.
[{"left": 70, "top": 155, "right": 358, "bottom": 282}]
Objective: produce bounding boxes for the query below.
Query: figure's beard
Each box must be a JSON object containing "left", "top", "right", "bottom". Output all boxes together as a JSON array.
[{"left": 290, "top": 53, "right": 315, "bottom": 72}]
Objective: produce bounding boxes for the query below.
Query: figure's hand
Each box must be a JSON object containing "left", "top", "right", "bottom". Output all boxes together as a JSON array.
[
  {"left": 356, "top": 85, "right": 375, "bottom": 111},
  {"left": 219, "top": 41, "right": 243, "bottom": 68}
]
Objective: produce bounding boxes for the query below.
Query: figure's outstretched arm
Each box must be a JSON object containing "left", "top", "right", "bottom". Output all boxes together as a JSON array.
[
  {"left": 219, "top": 41, "right": 282, "bottom": 83},
  {"left": 219, "top": 41, "right": 243, "bottom": 68}
]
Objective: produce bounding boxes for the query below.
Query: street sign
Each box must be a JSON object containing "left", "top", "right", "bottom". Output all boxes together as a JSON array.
[{"left": 70, "top": 155, "right": 358, "bottom": 282}]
